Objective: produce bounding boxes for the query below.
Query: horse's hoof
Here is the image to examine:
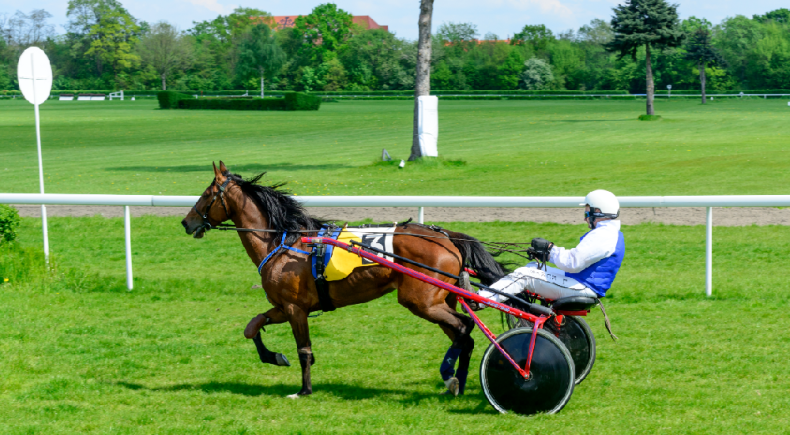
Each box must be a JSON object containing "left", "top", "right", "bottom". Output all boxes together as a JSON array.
[
  {"left": 275, "top": 353, "right": 290, "bottom": 367},
  {"left": 442, "top": 377, "right": 460, "bottom": 397},
  {"left": 287, "top": 393, "right": 299, "bottom": 400}
]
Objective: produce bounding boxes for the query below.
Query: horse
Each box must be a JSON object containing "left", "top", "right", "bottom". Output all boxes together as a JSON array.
[{"left": 181, "top": 162, "right": 507, "bottom": 398}]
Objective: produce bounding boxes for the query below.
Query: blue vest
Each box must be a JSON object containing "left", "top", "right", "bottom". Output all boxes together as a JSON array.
[{"left": 565, "top": 231, "right": 625, "bottom": 297}]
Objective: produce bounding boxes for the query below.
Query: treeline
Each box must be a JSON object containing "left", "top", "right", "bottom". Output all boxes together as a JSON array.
[{"left": 1, "top": 1, "right": 789, "bottom": 92}]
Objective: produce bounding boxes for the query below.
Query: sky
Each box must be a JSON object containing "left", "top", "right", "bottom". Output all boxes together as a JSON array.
[{"left": 2, "top": 0, "right": 787, "bottom": 40}]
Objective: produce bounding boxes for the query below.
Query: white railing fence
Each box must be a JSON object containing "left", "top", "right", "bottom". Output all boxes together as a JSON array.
[{"left": 3, "top": 193, "right": 790, "bottom": 294}]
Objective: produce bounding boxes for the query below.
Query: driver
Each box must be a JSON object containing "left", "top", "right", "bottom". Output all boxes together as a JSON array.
[{"left": 475, "top": 189, "right": 625, "bottom": 306}]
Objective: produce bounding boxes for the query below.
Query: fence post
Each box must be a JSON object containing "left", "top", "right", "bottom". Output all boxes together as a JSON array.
[
  {"left": 418, "top": 207, "right": 424, "bottom": 224},
  {"left": 125, "top": 206, "right": 133, "bottom": 290},
  {"left": 706, "top": 207, "right": 712, "bottom": 297}
]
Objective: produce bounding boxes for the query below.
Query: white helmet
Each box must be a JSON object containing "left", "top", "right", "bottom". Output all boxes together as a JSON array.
[{"left": 581, "top": 190, "right": 619, "bottom": 228}]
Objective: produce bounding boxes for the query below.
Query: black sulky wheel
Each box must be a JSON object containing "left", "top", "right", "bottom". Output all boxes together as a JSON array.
[
  {"left": 545, "top": 316, "right": 596, "bottom": 385},
  {"left": 507, "top": 314, "right": 596, "bottom": 385},
  {"left": 479, "top": 327, "right": 575, "bottom": 415}
]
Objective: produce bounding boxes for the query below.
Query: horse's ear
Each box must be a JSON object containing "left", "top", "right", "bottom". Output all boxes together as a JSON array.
[
  {"left": 212, "top": 161, "right": 222, "bottom": 179},
  {"left": 219, "top": 160, "right": 228, "bottom": 174}
]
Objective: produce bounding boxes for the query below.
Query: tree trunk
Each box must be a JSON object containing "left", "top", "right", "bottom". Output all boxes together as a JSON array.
[
  {"left": 162, "top": 73, "right": 167, "bottom": 91},
  {"left": 699, "top": 62, "right": 706, "bottom": 105},
  {"left": 409, "top": 0, "right": 434, "bottom": 161},
  {"left": 261, "top": 75, "right": 265, "bottom": 99},
  {"left": 645, "top": 44, "right": 654, "bottom": 116}
]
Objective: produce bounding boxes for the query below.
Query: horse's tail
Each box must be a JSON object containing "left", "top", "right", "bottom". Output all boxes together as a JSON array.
[{"left": 447, "top": 231, "right": 510, "bottom": 286}]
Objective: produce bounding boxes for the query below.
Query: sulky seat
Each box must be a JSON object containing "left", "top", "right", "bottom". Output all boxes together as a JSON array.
[{"left": 551, "top": 296, "right": 598, "bottom": 312}]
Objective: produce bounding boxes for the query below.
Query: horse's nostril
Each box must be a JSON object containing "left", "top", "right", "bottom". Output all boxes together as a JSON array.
[{"left": 181, "top": 219, "right": 188, "bottom": 228}]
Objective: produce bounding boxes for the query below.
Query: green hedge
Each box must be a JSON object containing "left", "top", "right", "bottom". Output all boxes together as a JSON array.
[
  {"left": 4, "top": 88, "right": 790, "bottom": 97},
  {"left": 313, "top": 89, "right": 631, "bottom": 96},
  {"left": 178, "top": 98, "right": 287, "bottom": 110},
  {"left": 284, "top": 92, "right": 321, "bottom": 110},
  {"left": 175, "top": 93, "right": 320, "bottom": 111},
  {"left": 322, "top": 95, "right": 642, "bottom": 101},
  {"left": 157, "top": 91, "right": 192, "bottom": 109},
  {"left": 655, "top": 89, "right": 790, "bottom": 95}
]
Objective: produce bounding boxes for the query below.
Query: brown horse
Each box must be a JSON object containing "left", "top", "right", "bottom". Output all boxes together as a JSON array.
[{"left": 181, "top": 162, "right": 506, "bottom": 398}]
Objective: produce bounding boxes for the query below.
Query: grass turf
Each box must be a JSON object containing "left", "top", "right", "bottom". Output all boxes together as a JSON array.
[
  {"left": 1, "top": 98, "right": 789, "bottom": 196},
  {"left": 1, "top": 216, "right": 789, "bottom": 433}
]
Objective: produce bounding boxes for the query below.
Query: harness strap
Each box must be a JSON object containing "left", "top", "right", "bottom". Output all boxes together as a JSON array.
[
  {"left": 257, "top": 232, "right": 311, "bottom": 275},
  {"left": 310, "top": 226, "right": 336, "bottom": 312}
]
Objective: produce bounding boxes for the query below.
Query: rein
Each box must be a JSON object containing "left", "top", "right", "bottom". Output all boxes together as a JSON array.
[{"left": 215, "top": 225, "right": 535, "bottom": 260}]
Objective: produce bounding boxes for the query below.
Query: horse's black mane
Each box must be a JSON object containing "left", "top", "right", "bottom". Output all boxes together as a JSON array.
[{"left": 227, "top": 172, "right": 327, "bottom": 242}]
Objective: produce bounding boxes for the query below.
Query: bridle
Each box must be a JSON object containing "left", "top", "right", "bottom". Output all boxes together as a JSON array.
[{"left": 192, "top": 176, "right": 233, "bottom": 234}]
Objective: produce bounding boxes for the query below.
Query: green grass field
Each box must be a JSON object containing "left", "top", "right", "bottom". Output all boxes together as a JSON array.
[
  {"left": 1, "top": 98, "right": 789, "bottom": 196},
  {"left": 1, "top": 216, "right": 790, "bottom": 434},
  {"left": 2, "top": 99, "right": 790, "bottom": 433}
]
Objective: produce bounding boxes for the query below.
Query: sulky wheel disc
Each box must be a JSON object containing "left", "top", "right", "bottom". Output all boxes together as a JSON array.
[
  {"left": 544, "top": 316, "right": 596, "bottom": 385},
  {"left": 479, "top": 327, "right": 575, "bottom": 415}
]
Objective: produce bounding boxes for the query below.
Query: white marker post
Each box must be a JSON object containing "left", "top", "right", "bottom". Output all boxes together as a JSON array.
[{"left": 18, "top": 47, "right": 53, "bottom": 264}]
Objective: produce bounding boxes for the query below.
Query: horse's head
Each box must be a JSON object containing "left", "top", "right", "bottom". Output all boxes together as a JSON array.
[{"left": 181, "top": 161, "right": 234, "bottom": 238}]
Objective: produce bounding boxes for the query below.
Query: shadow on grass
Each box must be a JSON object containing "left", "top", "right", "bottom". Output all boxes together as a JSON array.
[
  {"left": 114, "top": 380, "right": 482, "bottom": 407},
  {"left": 106, "top": 162, "right": 352, "bottom": 173},
  {"left": 543, "top": 119, "right": 631, "bottom": 123}
]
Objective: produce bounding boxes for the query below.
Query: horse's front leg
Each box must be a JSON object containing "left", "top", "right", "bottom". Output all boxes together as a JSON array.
[
  {"left": 245, "top": 308, "right": 290, "bottom": 367},
  {"left": 284, "top": 303, "right": 314, "bottom": 398}
]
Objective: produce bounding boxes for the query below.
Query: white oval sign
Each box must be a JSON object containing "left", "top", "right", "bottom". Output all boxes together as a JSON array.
[{"left": 18, "top": 47, "right": 53, "bottom": 106}]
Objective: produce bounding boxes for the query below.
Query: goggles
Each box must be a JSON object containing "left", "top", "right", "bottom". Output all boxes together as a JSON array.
[{"left": 585, "top": 210, "right": 618, "bottom": 219}]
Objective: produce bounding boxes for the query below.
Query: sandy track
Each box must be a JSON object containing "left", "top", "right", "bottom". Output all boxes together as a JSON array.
[{"left": 11, "top": 205, "right": 790, "bottom": 226}]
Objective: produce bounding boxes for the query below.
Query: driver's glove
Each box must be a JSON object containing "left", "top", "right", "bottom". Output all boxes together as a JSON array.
[{"left": 530, "top": 237, "right": 554, "bottom": 263}]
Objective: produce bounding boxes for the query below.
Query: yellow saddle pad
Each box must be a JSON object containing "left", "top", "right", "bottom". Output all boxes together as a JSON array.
[{"left": 325, "top": 227, "right": 395, "bottom": 281}]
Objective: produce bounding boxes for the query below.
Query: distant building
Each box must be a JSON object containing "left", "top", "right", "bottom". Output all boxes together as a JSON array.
[{"left": 269, "top": 15, "right": 388, "bottom": 32}]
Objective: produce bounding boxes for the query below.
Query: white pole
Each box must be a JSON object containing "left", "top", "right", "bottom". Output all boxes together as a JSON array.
[
  {"left": 125, "top": 205, "right": 133, "bottom": 290},
  {"left": 706, "top": 207, "right": 712, "bottom": 297},
  {"left": 33, "top": 87, "right": 49, "bottom": 264},
  {"left": 418, "top": 206, "right": 424, "bottom": 224}
]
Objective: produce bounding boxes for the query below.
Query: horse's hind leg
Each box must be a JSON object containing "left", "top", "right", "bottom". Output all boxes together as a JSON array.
[
  {"left": 398, "top": 282, "right": 474, "bottom": 396},
  {"left": 245, "top": 308, "right": 290, "bottom": 367},
  {"left": 443, "top": 295, "right": 475, "bottom": 394},
  {"left": 454, "top": 324, "right": 475, "bottom": 395},
  {"left": 438, "top": 314, "right": 475, "bottom": 395}
]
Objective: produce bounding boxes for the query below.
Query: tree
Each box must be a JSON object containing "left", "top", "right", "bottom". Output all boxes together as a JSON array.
[
  {"left": 607, "top": 0, "right": 684, "bottom": 115},
  {"left": 137, "top": 21, "right": 192, "bottom": 90},
  {"left": 714, "top": 16, "right": 763, "bottom": 88},
  {"left": 340, "top": 29, "right": 414, "bottom": 91},
  {"left": 512, "top": 24, "right": 554, "bottom": 51},
  {"left": 0, "top": 9, "right": 55, "bottom": 48},
  {"left": 236, "top": 23, "right": 284, "bottom": 97},
  {"left": 578, "top": 19, "right": 614, "bottom": 46},
  {"left": 754, "top": 9, "right": 790, "bottom": 24},
  {"left": 67, "top": 0, "right": 141, "bottom": 80},
  {"left": 292, "top": 4, "right": 353, "bottom": 63},
  {"left": 520, "top": 58, "right": 554, "bottom": 90},
  {"left": 683, "top": 28, "right": 725, "bottom": 104},
  {"left": 188, "top": 7, "right": 271, "bottom": 87},
  {"left": 83, "top": 9, "right": 140, "bottom": 79},
  {"left": 437, "top": 22, "right": 478, "bottom": 43},
  {"left": 409, "top": 0, "right": 434, "bottom": 161},
  {"left": 498, "top": 49, "right": 525, "bottom": 89}
]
